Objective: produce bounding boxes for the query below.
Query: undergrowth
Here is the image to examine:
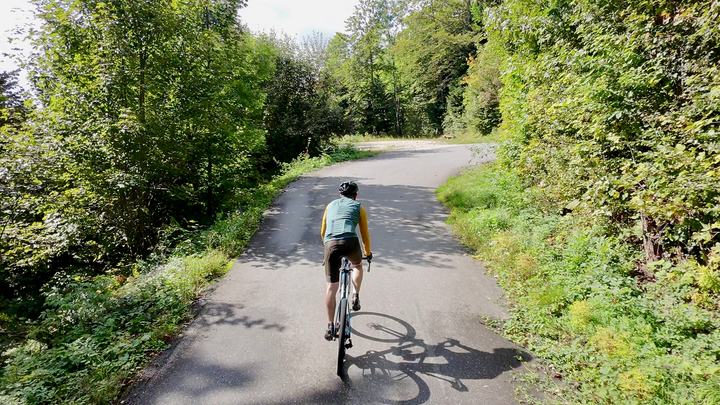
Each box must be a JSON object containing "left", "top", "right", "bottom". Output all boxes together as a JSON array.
[
  {"left": 442, "top": 128, "right": 506, "bottom": 145},
  {"left": 0, "top": 145, "right": 376, "bottom": 405},
  {"left": 437, "top": 163, "right": 720, "bottom": 405},
  {"left": 336, "top": 131, "right": 503, "bottom": 145},
  {"left": 336, "top": 133, "right": 432, "bottom": 143}
]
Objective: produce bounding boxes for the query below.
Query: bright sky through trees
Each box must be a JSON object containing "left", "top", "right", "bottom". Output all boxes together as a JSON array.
[
  {"left": 0, "top": 0, "right": 34, "bottom": 74},
  {"left": 0, "top": 0, "right": 359, "bottom": 77},
  {"left": 240, "top": 0, "right": 358, "bottom": 40}
]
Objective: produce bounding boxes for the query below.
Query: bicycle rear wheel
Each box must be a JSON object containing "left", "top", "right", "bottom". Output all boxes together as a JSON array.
[{"left": 336, "top": 300, "right": 348, "bottom": 376}]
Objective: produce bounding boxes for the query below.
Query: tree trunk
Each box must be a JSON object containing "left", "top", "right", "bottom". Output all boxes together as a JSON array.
[
  {"left": 641, "top": 212, "right": 663, "bottom": 263},
  {"left": 392, "top": 59, "right": 402, "bottom": 137}
]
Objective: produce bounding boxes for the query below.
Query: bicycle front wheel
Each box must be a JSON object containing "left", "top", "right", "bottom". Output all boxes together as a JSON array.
[{"left": 336, "top": 300, "right": 348, "bottom": 377}]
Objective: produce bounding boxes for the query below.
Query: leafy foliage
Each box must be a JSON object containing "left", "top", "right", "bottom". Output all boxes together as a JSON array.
[
  {"left": 0, "top": 145, "right": 375, "bottom": 405},
  {"left": 397, "top": 0, "right": 497, "bottom": 136},
  {"left": 261, "top": 34, "right": 347, "bottom": 164},
  {"left": 321, "top": 0, "right": 502, "bottom": 138},
  {"left": 459, "top": 45, "right": 502, "bottom": 136},
  {"left": 488, "top": 0, "right": 720, "bottom": 263},
  {"left": 326, "top": 0, "right": 400, "bottom": 135},
  {"left": 439, "top": 164, "right": 720, "bottom": 405},
  {"left": 0, "top": 71, "right": 28, "bottom": 128},
  {"left": 0, "top": 251, "right": 233, "bottom": 405},
  {"left": 0, "top": 0, "right": 273, "bottom": 319}
]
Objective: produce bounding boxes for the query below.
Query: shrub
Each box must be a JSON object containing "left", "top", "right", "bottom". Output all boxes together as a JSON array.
[{"left": 439, "top": 163, "right": 720, "bottom": 405}]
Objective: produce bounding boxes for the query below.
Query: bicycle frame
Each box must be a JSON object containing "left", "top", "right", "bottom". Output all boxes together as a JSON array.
[
  {"left": 334, "top": 256, "right": 370, "bottom": 376},
  {"left": 334, "top": 258, "right": 353, "bottom": 339}
]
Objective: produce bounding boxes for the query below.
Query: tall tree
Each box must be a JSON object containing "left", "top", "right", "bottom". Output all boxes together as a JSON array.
[
  {"left": 300, "top": 31, "right": 330, "bottom": 77},
  {"left": 11, "top": 0, "right": 269, "bottom": 281},
  {"left": 261, "top": 34, "right": 346, "bottom": 164},
  {"left": 393, "top": 0, "right": 485, "bottom": 133},
  {"left": 328, "top": 0, "right": 399, "bottom": 135}
]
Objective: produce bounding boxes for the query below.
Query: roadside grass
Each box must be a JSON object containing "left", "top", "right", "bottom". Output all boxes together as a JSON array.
[
  {"left": 336, "top": 133, "right": 433, "bottom": 143},
  {"left": 440, "top": 129, "right": 506, "bottom": 145},
  {"left": 0, "top": 145, "right": 377, "bottom": 405},
  {"left": 437, "top": 163, "right": 720, "bottom": 405},
  {"left": 334, "top": 130, "right": 504, "bottom": 145}
]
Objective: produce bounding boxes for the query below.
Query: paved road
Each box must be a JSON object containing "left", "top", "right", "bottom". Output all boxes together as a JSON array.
[{"left": 126, "top": 144, "right": 530, "bottom": 405}]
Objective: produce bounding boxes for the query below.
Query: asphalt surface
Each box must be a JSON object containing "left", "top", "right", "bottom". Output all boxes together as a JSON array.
[{"left": 125, "top": 144, "right": 530, "bottom": 405}]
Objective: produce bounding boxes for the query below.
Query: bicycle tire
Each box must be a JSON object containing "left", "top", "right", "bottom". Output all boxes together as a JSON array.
[{"left": 336, "top": 300, "right": 348, "bottom": 376}]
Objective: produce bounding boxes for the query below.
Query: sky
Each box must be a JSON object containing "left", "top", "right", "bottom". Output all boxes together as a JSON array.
[
  {"left": 240, "top": 0, "right": 357, "bottom": 40},
  {"left": 0, "top": 0, "right": 359, "bottom": 83},
  {"left": 0, "top": 0, "right": 35, "bottom": 75}
]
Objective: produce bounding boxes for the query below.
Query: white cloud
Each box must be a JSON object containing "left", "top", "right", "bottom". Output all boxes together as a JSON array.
[
  {"left": 240, "top": 0, "right": 358, "bottom": 41},
  {"left": 0, "top": 0, "right": 34, "bottom": 74}
]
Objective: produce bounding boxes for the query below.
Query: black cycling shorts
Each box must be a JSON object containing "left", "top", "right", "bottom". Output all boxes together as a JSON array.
[{"left": 323, "top": 237, "right": 362, "bottom": 283}]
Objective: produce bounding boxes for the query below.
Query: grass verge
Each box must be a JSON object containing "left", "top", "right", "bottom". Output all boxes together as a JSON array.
[
  {"left": 441, "top": 129, "right": 505, "bottom": 144},
  {"left": 0, "top": 145, "right": 377, "bottom": 405},
  {"left": 437, "top": 163, "right": 720, "bottom": 405},
  {"left": 335, "top": 132, "right": 502, "bottom": 145},
  {"left": 335, "top": 133, "right": 433, "bottom": 143}
]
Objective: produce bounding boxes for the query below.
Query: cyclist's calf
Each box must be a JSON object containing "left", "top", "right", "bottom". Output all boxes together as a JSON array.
[
  {"left": 325, "top": 282, "right": 339, "bottom": 323},
  {"left": 351, "top": 262, "right": 364, "bottom": 295}
]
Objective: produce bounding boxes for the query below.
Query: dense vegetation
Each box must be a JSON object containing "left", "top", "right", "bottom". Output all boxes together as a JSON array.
[
  {"left": 491, "top": 0, "right": 720, "bottom": 266},
  {"left": 2, "top": 0, "right": 719, "bottom": 403},
  {"left": 439, "top": 165, "right": 720, "bottom": 404},
  {"left": 436, "top": 0, "right": 720, "bottom": 404}
]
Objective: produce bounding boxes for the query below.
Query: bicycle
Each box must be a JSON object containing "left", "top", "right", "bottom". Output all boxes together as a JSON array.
[{"left": 333, "top": 255, "right": 371, "bottom": 377}]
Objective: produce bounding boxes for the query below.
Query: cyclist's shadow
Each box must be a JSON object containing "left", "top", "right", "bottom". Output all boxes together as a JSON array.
[{"left": 341, "top": 312, "right": 531, "bottom": 404}]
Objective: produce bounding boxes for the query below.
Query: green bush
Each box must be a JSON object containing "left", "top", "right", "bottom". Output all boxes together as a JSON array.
[
  {"left": 439, "top": 164, "right": 720, "bottom": 405},
  {"left": 0, "top": 251, "right": 232, "bottom": 404},
  {"left": 486, "top": 0, "right": 720, "bottom": 262}
]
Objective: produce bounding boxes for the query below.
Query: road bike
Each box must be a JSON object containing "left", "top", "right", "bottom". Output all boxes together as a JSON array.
[{"left": 333, "top": 255, "right": 371, "bottom": 377}]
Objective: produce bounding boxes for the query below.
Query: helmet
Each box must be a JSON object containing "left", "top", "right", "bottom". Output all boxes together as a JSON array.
[{"left": 339, "top": 181, "right": 358, "bottom": 196}]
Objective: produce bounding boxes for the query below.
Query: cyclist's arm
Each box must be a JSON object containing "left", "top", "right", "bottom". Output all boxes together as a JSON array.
[
  {"left": 358, "top": 206, "right": 371, "bottom": 256},
  {"left": 320, "top": 205, "right": 328, "bottom": 241}
]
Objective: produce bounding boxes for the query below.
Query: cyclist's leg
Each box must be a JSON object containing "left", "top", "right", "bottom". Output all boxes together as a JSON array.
[
  {"left": 350, "top": 265, "right": 363, "bottom": 312},
  {"left": 324, "top": 240, "right": 343, "bottom": 323},
  {"left": 351, "top": 262, "right": 363, "bottom": 294},
  {"left": 347, "top": 238, "right": 364, "bottom": 294},
  {"left": 325, "top": 282, "right": 339, "bottom": 323}
]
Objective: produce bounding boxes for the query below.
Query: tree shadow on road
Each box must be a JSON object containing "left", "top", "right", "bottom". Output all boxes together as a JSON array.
[
  {"left": 192, "top": 301, "right": 286, "bottom": 332},
  {"left": 124, "top": 357, "right": 257, "bottom": 405},
  {"left": 240, "top": 175, "right": 470, "bottom": 273},
  {"left": 123, "top": 301, "right": 285, "bottom": 405}
]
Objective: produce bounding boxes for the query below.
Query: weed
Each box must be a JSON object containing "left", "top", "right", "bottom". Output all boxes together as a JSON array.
[{"left": 438, "top": 163, "right": 720, "bottom": 405}]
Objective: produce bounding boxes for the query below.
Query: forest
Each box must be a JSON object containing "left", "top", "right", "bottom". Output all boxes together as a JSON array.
[{"left": 1, "top": 0, "right": 719, "bottom": 403}]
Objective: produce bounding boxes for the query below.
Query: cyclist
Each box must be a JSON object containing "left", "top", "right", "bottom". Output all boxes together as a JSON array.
[{"left": 321, "top": 181, "right": 372, "bottom": 341}]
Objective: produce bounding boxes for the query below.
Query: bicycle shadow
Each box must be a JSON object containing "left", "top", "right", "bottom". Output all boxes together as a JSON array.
[{"left": 340, "top": 312, "right": 531, "bottom": 404}]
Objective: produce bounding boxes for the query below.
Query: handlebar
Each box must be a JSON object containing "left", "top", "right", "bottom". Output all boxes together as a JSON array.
[{"left": 362, "top": 255, "right": 372, "bottom": 272}]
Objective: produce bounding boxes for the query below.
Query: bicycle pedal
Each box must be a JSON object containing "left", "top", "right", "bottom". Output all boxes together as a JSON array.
[{"left": 345, "top": 339, "right": 353, "bottom": 349}]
